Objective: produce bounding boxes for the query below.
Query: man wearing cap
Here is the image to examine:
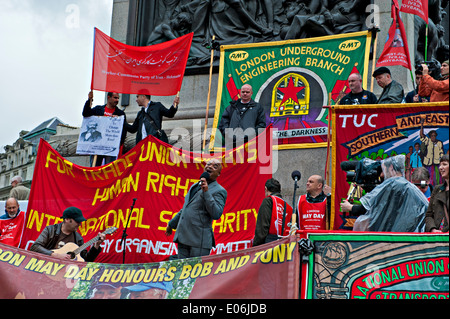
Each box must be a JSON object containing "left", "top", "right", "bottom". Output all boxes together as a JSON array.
[
  {"left": 30, "top": 207, "right": 105, "bottom": 261},
  {"left": 124, "top": 281, "right": 173, "bottom": 299},
  {"left": 165, "top": 158, "right": 227, "bottom": 259},
  {"left": 372, "top": 66, "right": 404, "bottom": 104},
  {"left": 252, "top": 178, "right": 293, "bottom": 246}
]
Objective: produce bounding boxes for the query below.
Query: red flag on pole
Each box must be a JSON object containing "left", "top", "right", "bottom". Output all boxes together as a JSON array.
[
  {"left": 91, "top": 28, "right": 193, "bottom": 95},
  {"left": 399, "top": 0, "right": 428, "bottom": 23},
  {"left": 376, "top": 5, "right": 412, "bottom": 71}
]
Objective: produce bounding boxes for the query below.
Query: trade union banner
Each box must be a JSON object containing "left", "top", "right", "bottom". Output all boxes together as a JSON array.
[
  {"left": 0, "top": 236, "right": 299, "bottom": 299},
  {"left": 211, "top": 31, "right": 372, "bottom": 149},
  {"left": 19, "top": 127, "right": 274, "bottom": 264},
  {"left": 91, "top": 28, "right": 193, "bottom": 96},
  {"left": 331, "top": 102, "right": 449, "bottom": 230},
  {"left": 302, "top": 232, "right": 449, "bottom": 299}
]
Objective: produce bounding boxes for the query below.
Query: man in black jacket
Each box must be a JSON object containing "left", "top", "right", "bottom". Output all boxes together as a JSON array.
[
  {"left": 218, "top": 84, "right": 266, "bottom": 148},
  {"left": 82, "top": 91, "right": 128, "bottom": 166},
  {"left": 126, "top": 94, "right": 179, "bottom": 145},
  {"left": 30, "top": 207, "right": 105, "bottom": 262}
]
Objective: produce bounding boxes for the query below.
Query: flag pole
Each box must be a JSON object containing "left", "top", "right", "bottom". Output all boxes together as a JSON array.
[
  {"left": 87, "top": 90, "right": 98, "bottom": 168},
  {"left": 202, "top": 35, "right": 216, "bottom": 151},
  {"left": 370, "top": 26, "right": 379, "bottom": 92},
  {"left": 424, "top": 24, "right": 429, "bottom": 61}
]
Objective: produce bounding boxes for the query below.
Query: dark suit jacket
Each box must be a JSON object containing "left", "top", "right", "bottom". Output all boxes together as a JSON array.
[{"left": 169, "top": 181, "right": 227, "bottom": 250}]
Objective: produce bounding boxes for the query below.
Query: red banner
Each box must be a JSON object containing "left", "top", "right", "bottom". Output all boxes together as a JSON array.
[
  {"left": 91, "top": 28, "right": 193, "bottom": 95},
  {"left": 20, "top": 128, "right": 273, "bottom": 263},
  {"left": 399, "top": 0, "right": 428, "bottom": 23},
  {"left": 1, "top": 237, "right": 299, "bottom": 299},
  {"left": 376, "top": 4, "right": 412, "bottom": 71}
]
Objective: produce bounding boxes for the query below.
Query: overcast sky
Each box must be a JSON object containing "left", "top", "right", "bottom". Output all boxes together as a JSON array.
[{"left": 0, "top": 0, "right": 113, "bottom": 150}]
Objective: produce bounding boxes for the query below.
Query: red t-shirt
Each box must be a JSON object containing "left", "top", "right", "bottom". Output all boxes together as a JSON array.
[{"left": 104, "top": 107, "right": 115, "bottom": 116}]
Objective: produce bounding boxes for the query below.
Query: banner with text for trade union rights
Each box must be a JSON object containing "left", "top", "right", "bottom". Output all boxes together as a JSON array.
[
  {"left": 331, "top": 102, "right": 449, "bottom": 230},
  {"left": 211, "top": 31, "right": 372, "bottom": 150},
  {"left": 0, "top": 236, "right": 299, "bottom": 299},
  {"left": 302, "top": 232, "right": 449, "bottom": 300},
  {"left": 20, "top": 127, "right": 273, "bottom": 264}
]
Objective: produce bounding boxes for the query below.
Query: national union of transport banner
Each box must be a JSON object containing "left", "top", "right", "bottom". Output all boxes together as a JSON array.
[
  {"left": 0, "top": 236, "right": 299, "bottom": 299},
  {"left": 20, "top": 128, "right": 274, "bottom": 264},
  {"left": 91, "top": 28, "right": 193, "bottom": 96},
  {"left": 211, "top": 31, "right": 372, "bottom": 149}
]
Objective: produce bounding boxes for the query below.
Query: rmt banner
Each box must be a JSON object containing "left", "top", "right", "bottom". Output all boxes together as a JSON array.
[
  {"left": 20, "top": 128, "right": 273, "bottom": 263},
  {"left": 211, "top": 31, "right": 372, "bottom": 150}
]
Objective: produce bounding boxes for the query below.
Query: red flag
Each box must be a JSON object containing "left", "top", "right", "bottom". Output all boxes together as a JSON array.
[
  {"left": 400, "top": 0, "right": 428, "bottom": 23},
  {"left": 226, "top": 76, "right": 240, "bottom": 101},
  {"left": 376, "top": 5, "right": 412, "bottom": 70},
  {"left": 91, "top": 28, "right": 193, "bottom": 95}
]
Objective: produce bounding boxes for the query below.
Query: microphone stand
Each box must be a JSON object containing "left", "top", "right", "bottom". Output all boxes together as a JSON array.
[
  {"left": 292, "top": 178, "right": 300, "bottom": 229},
  {"left": 121, "top": 198, "right": 137, "bottom": 264}
]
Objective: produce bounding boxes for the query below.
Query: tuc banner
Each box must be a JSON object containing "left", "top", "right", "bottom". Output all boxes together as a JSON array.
[
  {"left": 0, "top": 237, "right": 299, "bottom": 299},
  {"left": 20, "top": 127, "right": 273, "bottom": 263},
  {"left": 302, "top": 232, "right": 449, "bottom": 300},
  {"left": 211, "top": 31, "right": 372, "bottom": 149},
  {"left": 331, "top": 102, "right": 449, "bottom": 230}
]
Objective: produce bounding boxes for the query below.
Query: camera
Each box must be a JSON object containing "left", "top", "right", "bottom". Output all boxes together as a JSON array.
[{"left": 340, "top": 158, "right": 383, "bottom": 192}]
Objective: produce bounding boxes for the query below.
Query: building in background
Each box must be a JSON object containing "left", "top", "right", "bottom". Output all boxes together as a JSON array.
[{"left": 0, "top": 117, "right": 65, "bottom": 200}]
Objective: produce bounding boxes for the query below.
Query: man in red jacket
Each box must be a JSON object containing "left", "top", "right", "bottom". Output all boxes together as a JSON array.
[
  {"left": 418, "top": 60, "right": 449, "bottom": 102},
  {"left": 252, "top": 178, "right": 293, "bottom": 246}
]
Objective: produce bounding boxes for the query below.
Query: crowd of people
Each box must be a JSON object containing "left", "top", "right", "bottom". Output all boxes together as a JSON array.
[
  {"left": 0, "top": 59, "right": 448, "bottom": 265},
  {"left": 338, "top": 61, "right": 449, "bottom": 105}
]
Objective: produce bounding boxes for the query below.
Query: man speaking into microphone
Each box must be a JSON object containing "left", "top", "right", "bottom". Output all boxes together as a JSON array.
[{"left": 166, "top": 158, "right": 227, "bottom": 259}]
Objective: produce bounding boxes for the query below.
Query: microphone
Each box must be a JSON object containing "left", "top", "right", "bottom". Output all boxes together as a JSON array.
[
  {"left": 198, "top": 171, "right": 210, "bottom": 186},
  {"left": 291, "top": 170, "right": 301, "bottom": 182}
]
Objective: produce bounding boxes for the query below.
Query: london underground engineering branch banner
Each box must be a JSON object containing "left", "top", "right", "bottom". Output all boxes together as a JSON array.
[
  {"left": 211, "top": 31, "right": 372, "bottom": 149},
  {"left": 0, "top": 237, "right": 299, "bottom": 299},
  {"left": 302, "top": 232, "right": 449, "bottom": 299},
  {"left": 331, "top": 103, "right": 449, "bottom": 230},
  {"left": 20, "top": 127, "right": 273, "bottom": 264}
]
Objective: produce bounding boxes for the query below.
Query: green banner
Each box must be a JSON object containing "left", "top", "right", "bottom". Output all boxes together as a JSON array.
[{"left": 212, "top": 31, "right": 372, "bottom": 149}]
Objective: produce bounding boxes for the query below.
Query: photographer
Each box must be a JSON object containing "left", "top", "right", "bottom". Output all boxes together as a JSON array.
[
  {"left": 353, "top": 155, "right": 428, "bottom": 232},
  {"left": 418, "top": 60, "right": 449, "bottom": 102}
]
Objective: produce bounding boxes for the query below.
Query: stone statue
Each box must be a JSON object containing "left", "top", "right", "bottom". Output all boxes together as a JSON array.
[
  {"left": 135, "top": 0, "right": 449, "bottom": 71},
  {"left": 414, "top": 0, "right": 449, "bottom": 66}
]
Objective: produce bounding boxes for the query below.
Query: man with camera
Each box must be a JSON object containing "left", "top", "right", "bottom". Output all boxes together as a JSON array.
[
  {"left": 352, "top": 155, "right": 429, "bottom": 232},
  {"left": 418, "top": 60, "right": 449, "bottom": 102}
]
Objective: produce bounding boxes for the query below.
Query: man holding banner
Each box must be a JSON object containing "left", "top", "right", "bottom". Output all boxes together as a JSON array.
[
  {"left": 82, "top": 91, "right": 128, "bottom": 166},
  {"left": 126, "top": 94, "right": 179, "bottom": 144}
]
